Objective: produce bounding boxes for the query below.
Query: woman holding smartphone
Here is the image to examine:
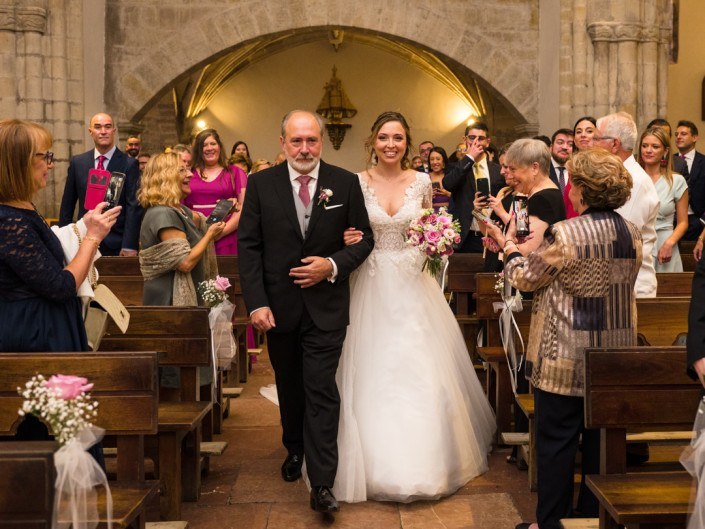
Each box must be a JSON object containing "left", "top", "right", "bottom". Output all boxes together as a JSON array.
[{"left": 428, "top": 146, "right": 451, "bottom": 212}]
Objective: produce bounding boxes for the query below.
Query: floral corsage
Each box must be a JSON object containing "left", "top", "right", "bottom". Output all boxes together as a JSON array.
[{"left": 317, "top": 187, "right": 333, "bottom": 206}]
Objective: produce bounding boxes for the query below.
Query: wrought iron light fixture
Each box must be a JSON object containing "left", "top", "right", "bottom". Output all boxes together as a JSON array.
[{"left": 316, "top": 66, "right": 356, "bottom": 150}]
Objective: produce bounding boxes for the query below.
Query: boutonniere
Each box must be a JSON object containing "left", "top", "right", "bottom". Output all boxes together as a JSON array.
[{"left": 317, "top": 187, "right": 333, "bottom": 206}]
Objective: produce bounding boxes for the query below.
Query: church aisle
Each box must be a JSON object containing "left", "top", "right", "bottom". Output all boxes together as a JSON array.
[{"left": 182, "top": 349, "right": 536, "bottom": 528}]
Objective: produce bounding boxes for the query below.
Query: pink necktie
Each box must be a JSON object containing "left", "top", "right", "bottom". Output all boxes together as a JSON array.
[
  {"left": 297, "top": 175, "right": 312, "bottom": 207},
  {"left": 97, "top": 155, "right": 107, "bottom": 171}
]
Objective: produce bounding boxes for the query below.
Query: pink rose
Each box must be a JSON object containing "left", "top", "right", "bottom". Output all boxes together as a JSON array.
[
  {"left": 454, "top": 235, "right": 461, "bottom": 244},
  {"left": 443, "top": 228, "right": 456, "bottom": 240},
  {"left": 425, "top": 230, "right": 442, "bottom": 245},
  {"left": 214, "top": 275, "right": 231, "bottom": 292},
  {"left": 426, "top": 245, "right": 437, "bottom": 256},
  {"left": 438, "top": 216, "right": 451, "bottom": 227},
  {"left": 428, "top": 214, "right": 438, "bottom": 224},
  {"left": 408, "top": 232, "right": 421, "bottom": 245},
  {"left": 45, "top": 374, "right": 93, "bottom": 400}
]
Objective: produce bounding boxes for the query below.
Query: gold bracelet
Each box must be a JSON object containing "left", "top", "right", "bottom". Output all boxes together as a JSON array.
[
  {"left": 503, "top": 239, "right": 517, "bottom": 249},
  {"left": 83, "top": 235, "right": 100, "bottom": 249}
]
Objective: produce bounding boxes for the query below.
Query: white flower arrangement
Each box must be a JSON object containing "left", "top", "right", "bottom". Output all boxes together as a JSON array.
[
  {"left": 18, "top": 374, "right": 98, "bottom": 446},
  {"left": 198, "top": 275, "right": 231, "bottom": 307}
]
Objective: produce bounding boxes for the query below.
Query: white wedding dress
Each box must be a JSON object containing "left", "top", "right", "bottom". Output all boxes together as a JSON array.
[{"left": 333, "top": 172, "right": 496, "bottom": 503}]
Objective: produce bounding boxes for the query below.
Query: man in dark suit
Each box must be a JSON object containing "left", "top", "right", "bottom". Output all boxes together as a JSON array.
[
  {"left": 58, "top": 113, "right": 142, "bottom": 256},
  {"left": 675, "top": 120, "right": 705, "bottom": 240},
  {"left": 443, "top": 122, "right": 504, "bottom": 253},
  {"left": 238, "top": 110, "right": 374, "bottom": 513},
  {"left": 687, "top": 249, "right": 705, "bottom": 385}
]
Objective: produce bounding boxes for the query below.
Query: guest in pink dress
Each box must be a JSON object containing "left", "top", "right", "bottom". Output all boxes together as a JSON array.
[{"left": 184, "top": 129, "right": 247, "bottom": 255}]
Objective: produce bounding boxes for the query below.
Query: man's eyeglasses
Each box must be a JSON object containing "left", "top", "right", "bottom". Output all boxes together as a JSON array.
[
  {"left": 35, "top": 151, "right": 54, "bottom": 164},
  {"left": 465, "top": 135, "right": 488, "bottom": 142},
  {"left": 594, "top": 136, "right": 615, "bottom": 142}
]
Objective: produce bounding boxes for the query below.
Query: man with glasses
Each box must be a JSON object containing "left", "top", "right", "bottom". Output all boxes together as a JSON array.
[
  {"left": 443, "top": 122, "right": 503, "bottom": 253},
  {"left": 59, "top": 112, "right": 142, "bottom": 256},
  {"left": 596, "top": 111, "right": 659, "bottom": 298},
  {"left": 418, "top": 141, "right": 434, "bottom": 172}
]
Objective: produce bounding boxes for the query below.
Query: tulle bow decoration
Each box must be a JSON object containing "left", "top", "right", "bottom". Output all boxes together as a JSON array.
[
  {"left": 680, "top": 396, "right": 705, "bottom": 529},
  {"left": 493, "top": 274, "right": 524, "bottom": 395},
  {"left": 53, "top": 427, "right": 112, "bottom": 529}
]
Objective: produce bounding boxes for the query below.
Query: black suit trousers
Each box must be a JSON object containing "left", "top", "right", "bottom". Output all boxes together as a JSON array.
[
  {"left": 534, "top": 388, "right": 600, "bottom": 529},
  {"left": 266, "top": 306, "right": 347, "bottom": 488}
]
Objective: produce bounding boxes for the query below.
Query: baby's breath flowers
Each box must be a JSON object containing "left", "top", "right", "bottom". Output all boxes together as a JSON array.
[
  {"left": 18, "top": 374, "right": 98, "bottom": 445},
  {"left": 198, "top": 275, "right": 231, "bottom": 307}
]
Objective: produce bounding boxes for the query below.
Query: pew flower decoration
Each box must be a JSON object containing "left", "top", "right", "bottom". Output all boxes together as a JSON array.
[
  {"left": 198, "top": 275, "right": 231, "bottom": 307},
  {"left": 494, "top": 272, "right": 505, "bottom": 295},
  {"left": 406, "top": 207, "right": 462, "bottom": 277},
  {"left": 17, "top": 374, "right": 98, "bottom": 446}
]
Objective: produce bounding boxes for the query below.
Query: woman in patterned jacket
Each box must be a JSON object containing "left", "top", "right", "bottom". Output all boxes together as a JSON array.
[{"left": 485, "top": 148, "right": 643, "bottom": 529}]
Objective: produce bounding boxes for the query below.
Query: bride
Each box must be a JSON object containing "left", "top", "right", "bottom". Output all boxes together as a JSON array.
[{"left": 333, "top": 111, "right": 496, "bottom": 503}]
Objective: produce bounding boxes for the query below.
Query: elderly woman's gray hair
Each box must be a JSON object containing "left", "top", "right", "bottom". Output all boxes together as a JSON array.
[
  {"left": 567, "top": 148, "right": 632, "bottom": 210},
  {"left": 504, "top": 138, "right": 551, "bottom": 176}
]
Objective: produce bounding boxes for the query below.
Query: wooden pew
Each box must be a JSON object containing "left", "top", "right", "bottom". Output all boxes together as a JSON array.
[
  {"left": 95, "top": 256, "right": 248, "bottom": 383},
  {"left": 680, "top": 240, "right": 696, "bottom": 272},
  {"left": 0, "top": 352, "right": 160, "bottom": 528},
  {"left": 0, "top": 441, "right": 57, "bottom": 528},
  {"left": 583, "top": 346, "right": 700, "bottom": 529},
  {"left": 445, "top": 253, "right": 487, "bottom": 360},
  {"left": 656, "top": 272, "right": 693, "bottom": 297},
  {"left": 99, "top": 306, "right": 213, "bottom": 520}
]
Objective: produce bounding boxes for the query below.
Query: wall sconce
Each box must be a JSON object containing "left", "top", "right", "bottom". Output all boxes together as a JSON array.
[{"left": 316, "top": 66, "right": 357, "bottom": 150}]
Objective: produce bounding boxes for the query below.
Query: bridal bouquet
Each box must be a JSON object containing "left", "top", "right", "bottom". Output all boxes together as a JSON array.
[
  {"left": 18, "top": 374, "right": 111, "bottom": 529},
  {"left": 198, "top": 275, "right": 231, "bottom": 307},
  {"left": 406, "top": 207, "right": 462, "bottom": 277},
  {"left": 18, "top": 374, "right": 98, "bottom": 445},
  {"left": 198, "top": 275, "right": 237, "bottom": 371}
]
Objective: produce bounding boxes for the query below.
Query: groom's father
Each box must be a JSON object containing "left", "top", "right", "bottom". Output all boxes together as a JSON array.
[{"left": 238, "top": 110, "right": 374, "bottom": 513}]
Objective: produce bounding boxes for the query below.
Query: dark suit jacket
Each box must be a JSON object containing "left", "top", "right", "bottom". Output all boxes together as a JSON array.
[
  {"left": 442, "top": 155, "right": 504, "bottom": 244},
  {"left": 548, "top": 164, "right": 561, "bottom": 188},
  {"left": 58, "top": 148, "right": 142, "bottom": 251},
  {"left": 672, "top": 153, "right": 688, "bottom": 177},
  {"left": 681, "top": 151, "right": 705, "bottom": 239},
  {"left": 687, "top": 254, "right": 705, "bottom": 378},
  {"left": 237, "top": 160, "right": 374, "bottom": 333}
]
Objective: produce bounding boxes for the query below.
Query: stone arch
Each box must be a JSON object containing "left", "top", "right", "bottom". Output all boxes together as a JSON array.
[{"left": 107, "top": 1, "right": 538, "bottom": 129}]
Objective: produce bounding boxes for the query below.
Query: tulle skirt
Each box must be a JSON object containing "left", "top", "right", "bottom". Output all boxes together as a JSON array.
[{"left": 333, "top": 252, "right": 496, "bottom": 503}]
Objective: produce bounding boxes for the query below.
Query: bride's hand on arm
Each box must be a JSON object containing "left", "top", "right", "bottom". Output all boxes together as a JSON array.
[{"left": 343, "top": 227, "right": 363, "bottom": 246}]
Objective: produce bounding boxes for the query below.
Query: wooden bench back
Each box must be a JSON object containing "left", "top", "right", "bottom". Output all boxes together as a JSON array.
[
  {"left": 446, "top": 254, "right": 486, "bottom": 316},
  {"left": 584, "top": 346, "right": 700, "bottom": 472},
  {"left": 0, "top": 441, "right": 56, "bottom": 528},
  {"left": 0, "top": 352, "right": 158, "bottom": 480},
  {"left": 680, "top": 240, "right": 696, "bottom": 272},
  {"left": 656, "top": 272, "right": 693, "bottom": 297}
]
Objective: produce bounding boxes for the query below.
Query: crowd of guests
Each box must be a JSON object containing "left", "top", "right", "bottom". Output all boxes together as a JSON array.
[{"left": 4, "top": 108, "right": 705, "bottom": 529}]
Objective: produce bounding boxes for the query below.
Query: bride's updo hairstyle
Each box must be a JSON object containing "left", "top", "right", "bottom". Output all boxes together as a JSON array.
[{"left": 365, "top": 111, "right": 413, "bottom": 170}]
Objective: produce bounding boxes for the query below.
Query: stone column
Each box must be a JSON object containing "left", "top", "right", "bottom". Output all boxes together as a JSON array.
[
  {"left": 0, "top": 0, "right": 18, "bottom": 119},
  {"left": 587, "top": 23, "right": 611, "bottom": 119},
  {"left": 17, "top": 3, "right": 48, "bottom": 121}
]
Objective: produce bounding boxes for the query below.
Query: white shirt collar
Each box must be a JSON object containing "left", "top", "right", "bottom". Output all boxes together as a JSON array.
[
  {"left": 94, "top": 145, "right": 117, "bottom": 163},
  {"left": 682, "top": 148, "right": 695, "bottom": 162}
]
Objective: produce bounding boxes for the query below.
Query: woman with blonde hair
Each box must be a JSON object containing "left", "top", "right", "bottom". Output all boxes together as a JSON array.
[
  {"left": 486, "top": 148, "right": 642, "bottom": 529},
  {"left": 0, "top": 118, "right": 118, "bottom": 351},
  {"left": 637, "top": 126, "right": 688, "bottom": 272},
  {"left": 138, "top": 152, "right": 223, "bottom": 306}
]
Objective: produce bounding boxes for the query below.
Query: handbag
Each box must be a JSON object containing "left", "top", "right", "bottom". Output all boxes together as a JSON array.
[{"left": 85, "top": 284, "right": 130, "bottom": 350}]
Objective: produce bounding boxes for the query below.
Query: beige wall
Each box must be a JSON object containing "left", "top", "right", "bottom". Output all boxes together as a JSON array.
[
  {"left": 197, "top": 40, "right": 511, "bottom": 171},
  {"left": 668, "top": 0, "right": 705, "bottom": 136}
]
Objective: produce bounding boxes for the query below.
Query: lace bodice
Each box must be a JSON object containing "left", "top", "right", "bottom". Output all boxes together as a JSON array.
[{"left": 358, "top": 172, "right": 433, "bottom": 274}]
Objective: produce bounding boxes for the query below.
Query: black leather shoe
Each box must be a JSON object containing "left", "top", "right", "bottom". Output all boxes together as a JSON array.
[
  {"left": 310, "top": 486, "right": 339, "bottom": 513},
  {"left": 281, "top": 454, "right": 303, "bottom": 482}
]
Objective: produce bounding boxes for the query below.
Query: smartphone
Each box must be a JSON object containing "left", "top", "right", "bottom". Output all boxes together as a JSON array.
[
  {"left": 206, "top": 199, "right": 234, "bottom": 225},
  {"left": 103, "top": 172, "right": 126, "bottom": 210},
  {"left": 472, "top": 209, "right": 492, "bottom": 225},
  {"left": 432, "top": 182, "right": 441, "bottom": 190},
  {"left": 476, "top": 176, "right": 491, "bottom": 198},
  {"left": 85, "top": 169, "right": 111, "bottom": 210}
]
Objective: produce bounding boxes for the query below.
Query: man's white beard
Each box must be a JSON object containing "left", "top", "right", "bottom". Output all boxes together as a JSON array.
[{"left": 288, "top": 156, "right": 319, "bottom": 174}]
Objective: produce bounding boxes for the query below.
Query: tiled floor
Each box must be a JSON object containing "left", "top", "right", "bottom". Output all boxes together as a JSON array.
[{"left": 181, "top": 352, "right": 536, "bottom": 528}]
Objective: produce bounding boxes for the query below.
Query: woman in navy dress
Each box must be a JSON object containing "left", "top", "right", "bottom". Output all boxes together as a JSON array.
[{"left": 0, "top": 119, "right": 117, "bottom": 352}]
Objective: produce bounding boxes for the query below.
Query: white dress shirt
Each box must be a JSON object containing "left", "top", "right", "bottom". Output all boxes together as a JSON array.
[
  {"left": 617, "top": 155, "right": 660, "bottom": 298},
  {"left": 93, "top": 145, "right": 116, "bottom": 168}
]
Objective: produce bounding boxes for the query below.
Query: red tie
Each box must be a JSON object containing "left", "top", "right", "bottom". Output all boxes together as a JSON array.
[
  {"left": 297, "top": 175, "right": 312, "bottom": 207},
  {"left": 97, "top": 155, "right": 107, "bottom": 171}
]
